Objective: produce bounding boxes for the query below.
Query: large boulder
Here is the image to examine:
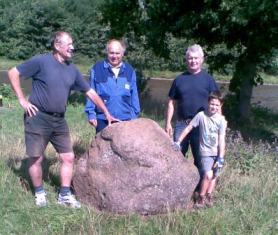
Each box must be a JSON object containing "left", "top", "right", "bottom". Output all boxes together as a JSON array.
[{"left": 73, "top": 118, "right": 199, "bottom": 215}]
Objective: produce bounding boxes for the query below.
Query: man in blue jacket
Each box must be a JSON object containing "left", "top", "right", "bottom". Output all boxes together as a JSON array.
[{"left": 85, "top": 39, "right": 140, "bottom": 133}]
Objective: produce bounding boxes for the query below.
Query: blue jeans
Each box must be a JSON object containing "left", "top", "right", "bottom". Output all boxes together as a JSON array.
[{"left": 174, "top": 121, "right": 202, "bottom": 177}]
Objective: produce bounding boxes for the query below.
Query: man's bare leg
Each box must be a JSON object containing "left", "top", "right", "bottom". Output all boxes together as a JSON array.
[
  {"left": 29, "top": 155, "right": 44, "bottom": 187},
  {"left": 59, "top": 152, "right": 75, "bottom": 187}
]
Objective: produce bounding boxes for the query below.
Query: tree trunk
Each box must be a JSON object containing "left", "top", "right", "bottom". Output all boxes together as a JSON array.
[
  {"left": 238, "top": 59, "right": 257, "bottom": 121},
  {"left": 230, "top": 54, "right": 258, "bottom": 122}
]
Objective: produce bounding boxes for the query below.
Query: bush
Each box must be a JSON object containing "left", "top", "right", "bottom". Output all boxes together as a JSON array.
[
  {"left": 0, "top": 83, "right": 15, "bottom": 99},
  {"left": 264, "top": 56, "right": 278, "bottom": 75},
  {"left": 226, "top": 128, "right": 276, "bottom": 174}
]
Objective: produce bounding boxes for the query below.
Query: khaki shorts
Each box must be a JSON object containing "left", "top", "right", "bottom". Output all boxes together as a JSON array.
[{"left": 24, "top": 111, "right": 72, "bottom": 157}]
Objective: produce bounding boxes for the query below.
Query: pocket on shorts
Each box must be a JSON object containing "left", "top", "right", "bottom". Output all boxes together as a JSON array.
[{"left": 24, "top": 113, "right": 44, "bottom": 134}]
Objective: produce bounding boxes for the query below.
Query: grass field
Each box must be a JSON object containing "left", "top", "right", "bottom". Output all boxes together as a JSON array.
[{"left": 0, "top": 97, "right": 277, "bottom": 234}]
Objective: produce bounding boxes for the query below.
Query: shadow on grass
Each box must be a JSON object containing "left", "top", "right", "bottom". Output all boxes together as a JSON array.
[
  {"left": 223, "top": 94, "right": 278, "bottom": 144},
  {"left": 6, "top": 156, "right": 59, "bottom": 193},
  {"left": 72, "top": 139, "right": 88, "bottom": 158},
  {"left": 6, "top": 141, "right": 88, "bottom": 194}
]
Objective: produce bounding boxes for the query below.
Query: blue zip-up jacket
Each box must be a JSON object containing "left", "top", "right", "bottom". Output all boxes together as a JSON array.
[{"left": 85, "top": 60, "right": 140, "bottom": 121}]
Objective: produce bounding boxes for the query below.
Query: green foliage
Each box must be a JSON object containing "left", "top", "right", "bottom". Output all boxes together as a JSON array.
[
  {"left": 0, "top": 0, "right": 169, "bottom": 87},
  {"left": 63, "top": 0, "right": 110, "bottom": 60},
  {"left": 101, "top": 0, "right": 278, "bottom": 74},
  {"left": 100, "top": 0, "right": 278, "bottom": 120},
  {"left": 263, "top": 49, "right": 278, "bottom": 76},
  {"left": 1, "top": 0, "right": 277, "bottom": 78},
  {"left": 226, "top": 129, "right": 274, "bottom": 174},
  {"left": 0, "top": 0, "right": 109, "bottom": 61},
  {"left": 0, "top": 83, "right": 15, "bottom": 99},
  {"left": 0, "top": 0, "right": 70, "bottom": 59}
]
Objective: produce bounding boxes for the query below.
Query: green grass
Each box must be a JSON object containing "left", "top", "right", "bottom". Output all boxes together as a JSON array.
[
  {"left": 0, "top": 58, "right": 23, "bottom": 70},
  {"left": 0, "top": 98, "right": 277, "bottom": 234},
  {"left": 259, "top": 73, "right": 278, "bottom": 85}
]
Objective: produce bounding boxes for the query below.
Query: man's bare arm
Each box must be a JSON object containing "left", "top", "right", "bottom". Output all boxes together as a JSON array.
[
  {"left": 165, "top": 99, "right": 175, "bottom": 137},
  {"left": 8, "top": 67, "right": 38, "bottom": 116}
]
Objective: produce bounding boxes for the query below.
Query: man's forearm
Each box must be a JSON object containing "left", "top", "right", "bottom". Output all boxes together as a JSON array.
[
  {"left": 177, "top": 125, "right": 193, "bottom": 143},
  {"left": 165, "top": 100, "right": 174, "bottom": 126}
]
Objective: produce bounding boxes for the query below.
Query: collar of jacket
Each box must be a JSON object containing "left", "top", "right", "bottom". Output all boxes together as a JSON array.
[{"left": 104, "top": 60, "right": 125, "bottom": 70}]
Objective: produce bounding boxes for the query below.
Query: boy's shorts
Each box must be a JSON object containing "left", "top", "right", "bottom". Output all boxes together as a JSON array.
[
  {"left": 24, "top": 111, "right": 73, "bottom": 157},
  {"left": 201, "top": 155, "right": 217, "bottom": 173}
]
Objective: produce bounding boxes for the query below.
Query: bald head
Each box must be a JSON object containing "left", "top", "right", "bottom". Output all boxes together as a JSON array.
[{"left": 106, "top": 39, "right": 125, "bottom": 67}]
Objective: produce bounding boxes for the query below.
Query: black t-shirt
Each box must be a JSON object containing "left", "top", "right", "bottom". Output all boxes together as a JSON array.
[
  {"left": 17, "top": 53, "right": 90, "bottom": 113},
  {"left": 168, "top": 70, "right": 219, "bottom": 119}
]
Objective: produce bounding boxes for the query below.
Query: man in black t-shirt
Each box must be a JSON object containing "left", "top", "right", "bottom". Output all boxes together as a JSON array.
[
  {"left": 8, "top": 31, "right": 117, "bottom": 208},
  {"left": 165, "top": 44, "right": 219, "bottom": 182}
]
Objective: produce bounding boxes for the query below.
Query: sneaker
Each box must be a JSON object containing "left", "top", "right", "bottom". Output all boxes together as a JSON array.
[
  {"left": 57, "top": 193, "right": 81, "bottom": 208},
  {"left": 35, "top": 192, "right": 47, "bottom": 207},
  {"left": 206, "top": 194, "right": 214, "bottom": 208},
  {"left": 194, "top": 195, "right": 206, "bottom": 209}
]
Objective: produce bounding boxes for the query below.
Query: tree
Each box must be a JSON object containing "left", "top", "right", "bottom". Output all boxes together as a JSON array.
[
  {"left": 0, "top": 0, "right": 108, "bottom": 61},
  {"left": 63, "top": 0, "right": 110, "bottom": 61},
  {"left": 0, "top": 0, "right": 69, "bottom": 59},
  {"left": 100, "top": 0, "right": 278, "bottom": 121}
]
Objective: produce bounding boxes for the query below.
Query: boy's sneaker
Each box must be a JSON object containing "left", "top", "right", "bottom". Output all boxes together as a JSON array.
[
  {"left": 35, "top": 192, "right": 47, "bottom": 207},
  {"left": 194, "top": 195, "right": 206, "bottom": 209},
  {"left": 206, "top": 194, "right": 214, "bottom": 208},
  {"left": 57, "top": 193, "right": 81, "bottom": 208}
]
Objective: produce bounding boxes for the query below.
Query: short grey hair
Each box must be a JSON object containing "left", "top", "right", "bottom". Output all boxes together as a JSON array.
[
  {"left": 50, "top": 31, "right": 72, "bottom": 50},
  {"left": 185, "top": 44, "right": 204, "bottom": 58}
]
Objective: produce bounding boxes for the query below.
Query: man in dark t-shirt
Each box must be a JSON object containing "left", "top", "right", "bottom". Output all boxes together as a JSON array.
[
  {"left": 8, "top": 31, "right": 117, "bottom": 208},
  {"left": 165, "top": 44, "right": 219, "bottom": 186}
]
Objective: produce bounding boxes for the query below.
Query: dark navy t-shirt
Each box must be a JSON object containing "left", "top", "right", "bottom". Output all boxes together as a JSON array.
[
  {"left": 17, "top": 53, "right": 90, "bottom": 113},
  {"left": 168, "top": 70, "right": 219, "bottom": 120}
]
